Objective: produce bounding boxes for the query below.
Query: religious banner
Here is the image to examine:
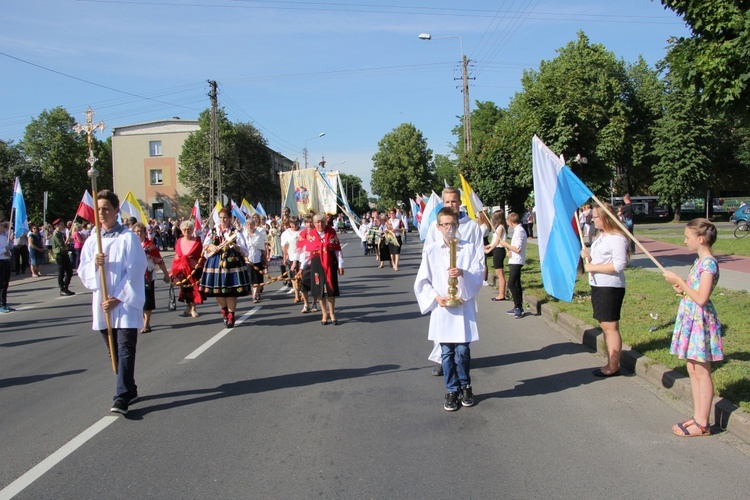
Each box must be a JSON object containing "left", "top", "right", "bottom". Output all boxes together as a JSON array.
[{"left": 280, "top": 168, "right": 321, "bottom": 215}]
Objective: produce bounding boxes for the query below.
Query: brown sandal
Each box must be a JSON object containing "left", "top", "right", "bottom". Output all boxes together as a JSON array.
[{"left": 673, "top": 418, "right": 711, "bottom": 437}]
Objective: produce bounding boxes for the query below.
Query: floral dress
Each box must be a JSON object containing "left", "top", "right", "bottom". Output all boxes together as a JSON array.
[{"left": 670, "top": 256, "right": 723, "bottom": 362}]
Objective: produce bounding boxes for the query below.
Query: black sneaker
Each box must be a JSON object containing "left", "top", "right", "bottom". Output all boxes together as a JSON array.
[
  {"left": 514, "top": 309, "right": 524, "bottom": 319},
  {"left": 128, "top": 395, "right": 140, "bottom": 405},
  {"left": 110, "top": 400, "right": 128, "bottom": 415},
  {"left": 432, "top": 364, "right": 443, "bottom": 376},
  {"left": 460, "top": 386, "right": 475, "bottom": 407},
  {"left": 506, "top": 308, "right": 516, "bottom": 315},
  {"left": 60, "top": 289, "right": 75, "bottom": 296},
  {"left": 444, "top": 392, "right": 459, "bottom": 411}
]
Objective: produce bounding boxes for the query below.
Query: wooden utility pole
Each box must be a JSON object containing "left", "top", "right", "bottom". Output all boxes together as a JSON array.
[
  {"left": 461, "top": 54, "right": 473, "bottom": 156},
  {"left": 208, "top": 80, "right": 220, "bottom": 208}
]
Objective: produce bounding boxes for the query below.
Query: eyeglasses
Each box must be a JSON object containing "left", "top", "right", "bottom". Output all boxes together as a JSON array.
[{"left": 437, "top": 222, "right": 457, "bottom": 229}]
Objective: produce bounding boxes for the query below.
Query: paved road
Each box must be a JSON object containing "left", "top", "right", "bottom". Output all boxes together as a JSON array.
[{"left": 1, "top": 232, "right": 749, "bottom": 499}]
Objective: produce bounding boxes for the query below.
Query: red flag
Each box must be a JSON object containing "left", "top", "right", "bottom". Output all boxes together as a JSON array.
[
  {"left": 191, "top": 199, "right": 202, "bottom": 231},
  {"left": 75, "top": 190, "right": 95, "bottom": 222}
]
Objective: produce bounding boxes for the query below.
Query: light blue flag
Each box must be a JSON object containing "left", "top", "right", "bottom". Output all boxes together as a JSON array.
[
  {"left": 255, "top": 202, "right": 267, "bottom": 217},
  {"left": 532, "top": 136, "right": 593, "bottom": 302},
  {"left": 230, "top": 199, "right": 246, "bottom": 225},
  {"left": 418, "top": 191, "right": 441, "bottom": 242},
  {"left": 11, "top": 178, "right": 29, "bottom": 238}
]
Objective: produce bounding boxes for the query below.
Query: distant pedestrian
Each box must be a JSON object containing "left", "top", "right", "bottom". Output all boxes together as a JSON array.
[
  {"left": 499, "top": 213, "right": 527, "bottom": 319},
  {"left": 28, "top": 224, "right": 45, "bottom": 277},
  {"left": 414, "top": 208, "right": 484, "bottom": 411},
  {"left": 0, "top": 221, "right": 13, "bottom": 313},
  {"left": 663, "top": 218, "right": 722, "bottom": 437},
  {"left": 52, "top": 219, "right": 75, "bottom": 296},
  {"left": 618, "top": 194, "right": 635, "bottom": 254}
]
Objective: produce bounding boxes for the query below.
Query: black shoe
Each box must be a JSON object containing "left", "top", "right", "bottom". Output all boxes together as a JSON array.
[
  {"left": 444, "top": 392, "right": 459, "bottom": 411},
  {"left": 432, "top": 364, "right": 443, "bottom": 376},
  {"left": 110, "top": 400, "right": 128, "bottom": 415},
  {"left": 460, "top": 386, "right": 475, "bottom": 407},
  {"left": 514, "top": 309, "right": 524, "bottom": 319},
  {"left": 60, "top": 289, "right": 75, "bottom": 296},
  {"left": 128, "top": 395, "right": 140, "bottom": 405}
]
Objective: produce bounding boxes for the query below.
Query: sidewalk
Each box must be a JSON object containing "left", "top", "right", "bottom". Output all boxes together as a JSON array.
[{"left": 633, "top": 238, "right": 750, "bottom": 292}]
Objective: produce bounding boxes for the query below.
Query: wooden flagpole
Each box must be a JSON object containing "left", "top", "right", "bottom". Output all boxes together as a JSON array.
[
  {"left": 590, "top": 195, "right": 666, "bottom": 274},
  {"left": 74, "top": 107, "right": 116, "bottom": 374}
]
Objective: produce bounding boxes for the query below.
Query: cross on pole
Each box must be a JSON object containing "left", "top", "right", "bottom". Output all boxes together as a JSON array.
[{"left": 73, "top": 107, "right": 117, "bottom": 373}]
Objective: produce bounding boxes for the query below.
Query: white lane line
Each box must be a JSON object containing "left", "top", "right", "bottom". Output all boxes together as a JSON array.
[
  {"left": 184, "top": 306, "right": 261, "bottom": 360},
  {"left": 0, "top": 416, "right": 119, "bottom": 500}
]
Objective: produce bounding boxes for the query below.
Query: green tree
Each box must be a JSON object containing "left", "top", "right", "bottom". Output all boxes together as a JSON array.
[
  {"left": 651, "top": 82, "right": 715, "bottom": 221},
  {"left": 452, "top": 100, "right": 505, "bottom": 167},
  {"left": 338, "top": 172, "right": 368, "bottom": 215},
  {"left": 433, "top": 154, "right": 458, "bottom": 191},
  {"left": 661, "top": 0, "right": 750, "bottom": 121},
  {"left": 18, "top": 107, "right": 111, "bottom": 224},
  {"left": 179, "top": 109, "right": 275, "bottom": 210},
  {"left": 0, "top": 142, "right": 26, "bottom": 220},
  {"left": 371, "top": 123, "right": 435, "bottom": 208}
]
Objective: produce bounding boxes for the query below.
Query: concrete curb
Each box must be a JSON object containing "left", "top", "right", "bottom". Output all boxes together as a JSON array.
[{"left": 526, "top": 294, "right": 750, "bottom": 444}]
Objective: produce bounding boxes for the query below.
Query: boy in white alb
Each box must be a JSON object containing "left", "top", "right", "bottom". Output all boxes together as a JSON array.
[
  {"left": 414, "top": 208, "right": 484, "bottom": 411},
  {"left": 498, "top": 212, "right": 527, "bottom": 319}
]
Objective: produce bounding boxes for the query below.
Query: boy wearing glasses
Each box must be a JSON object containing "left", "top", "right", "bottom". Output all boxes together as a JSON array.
[{"left": 414, "top": 207, "right": 484, "bottom": 411}]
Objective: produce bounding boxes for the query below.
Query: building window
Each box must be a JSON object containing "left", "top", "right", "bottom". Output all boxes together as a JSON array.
[
  {"left": 150, "top": 169, "right": 163, "bottom": 185},
  {"left": 149, "top": 140, "right": 162, "bottom": 156}
]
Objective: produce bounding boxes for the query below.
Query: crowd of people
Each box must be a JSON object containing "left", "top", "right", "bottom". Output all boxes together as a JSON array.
[{"left": 1, "top": 187, "right": 726, "bottom": 437}]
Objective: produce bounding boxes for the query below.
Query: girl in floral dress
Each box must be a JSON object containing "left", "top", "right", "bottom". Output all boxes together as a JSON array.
[{"left": 663, "top": 218, "right": 722, "bottom": 437}]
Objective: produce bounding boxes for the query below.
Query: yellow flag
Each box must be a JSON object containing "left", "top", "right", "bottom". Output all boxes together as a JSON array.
[
  {"left": 459, "top": 174, "right": 484, "bottom": 220},
  {"left": 121, "top": 191, "right": 148, "bottom": 223}
]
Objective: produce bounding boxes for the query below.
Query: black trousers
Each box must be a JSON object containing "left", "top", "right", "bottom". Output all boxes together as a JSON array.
[
  {"left": 508, "top": 264, "right": 524, "bottom": 310},
  {"left": 13, "top": 245, "right": 29, "bottom": 274},
  {"left": 0, "top": 259, "right": 10, "bottom": 307},
  {"left": 56, "top": 252, "right": 73, "bottom": 291}
]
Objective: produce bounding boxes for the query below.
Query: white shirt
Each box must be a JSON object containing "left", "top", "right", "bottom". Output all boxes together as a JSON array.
[
  {"left": 414, "top": 236, "right": 484, "bottom": 343},
  {"left": 281, "top": 228, "right": 300, "bottom": 261},
  {"left": 588, "top": 231, "right": 628, "bottom": 288},
  {"left": 508, "top": 224, "right": 527, "bottom": 265},
  {"left": 243, "top": 229, "right": 268, "bottom": 264},
  {"left": 425, "top": 213, "right": 484, "bottom": 255},
  {"left": 202, "top": 227, "right": 250, "bottom": 259},
  {"left": 78, "top": 225, "right": 148, "bottom": 330},
  {"left": 0, "top": 230, "right": 13, "bottom": 260}
]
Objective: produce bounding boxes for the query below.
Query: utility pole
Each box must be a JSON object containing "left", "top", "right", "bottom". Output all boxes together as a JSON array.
[
  {"left": 461, "top": 54, "right": 473, "bottom": 156},
  {"left": 208, "top": 80, "right": 220, "bottom": 209}
]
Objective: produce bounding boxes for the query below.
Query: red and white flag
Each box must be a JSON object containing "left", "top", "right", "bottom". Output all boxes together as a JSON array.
[
  {"left": 191, "top": 199, "right": 202, "bottom": 231},
  {"left": 75, "top": 190, "right": 95, "bottom": 222}
]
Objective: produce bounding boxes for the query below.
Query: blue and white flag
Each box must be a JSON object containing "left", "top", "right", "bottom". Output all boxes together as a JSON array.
[
  {"left": 532, "top": 135, "right": 593, "bottom": 302},
  {"left": 255, "top": 202, "right": 267, "bottom": 217},
  {"left": 11, "top": 177, "right": 29, "bottom": 238},
  {"left": 230, "top": 199, "right": 246, "bottom": 225},
  {"left": 418, "top": 191, "right": 441, "bottom": 242}
]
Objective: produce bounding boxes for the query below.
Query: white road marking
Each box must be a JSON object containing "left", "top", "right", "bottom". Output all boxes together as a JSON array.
[
  {"left": 184, "top": 306, "right": 261, "bottom": 360},
  {"left": 0, "top": 416, "right": 119, "bottom": 500}
]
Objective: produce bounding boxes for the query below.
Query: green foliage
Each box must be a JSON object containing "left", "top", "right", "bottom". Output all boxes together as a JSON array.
[
  {"left": 18, "top": 107, "right": 112, "bottom": 224},
  {"left": 651, "top": 81, "right": 715, "bottom": 218},
  {"left": 371, "top": 123, "right": 435, "bottom": 208},
  {"left": 661, "top": 0, "right": 750, "bottom": 121},
  {"left": 338, "top": 172, "right": 369, "bottom": 215},
  {"left": 179, "top": 108, "right": 275, "bottom": 208},
  {"left": 433, "top": 154, "right": 458, "bottom": 192}
]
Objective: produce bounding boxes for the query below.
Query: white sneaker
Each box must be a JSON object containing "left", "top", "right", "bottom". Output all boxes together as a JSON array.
[{"left": 482, "top": 280, "right": 489, "bottom": 286}]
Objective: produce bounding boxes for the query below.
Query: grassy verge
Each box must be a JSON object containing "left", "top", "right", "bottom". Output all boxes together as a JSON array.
[{"left": 492, "top": 244, "right": 750, "bottom": 411}]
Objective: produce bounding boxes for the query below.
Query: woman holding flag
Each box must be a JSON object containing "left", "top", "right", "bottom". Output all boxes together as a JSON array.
[{"left": 580, "top": 203, "right": 629, "bottom": 377}]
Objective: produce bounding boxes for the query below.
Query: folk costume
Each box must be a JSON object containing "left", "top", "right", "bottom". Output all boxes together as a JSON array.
[
  {"left": 200, "top": 225, "right": 251, "bottom": 297},
  {"left": 141, "top": 237, "right": 164, "bottom": 312},
  {"left": 171, "top": 236, "right": 204, "bottom": 306},
  {"left": 300, "top": 226, "right": 344, "bottom": 298}
]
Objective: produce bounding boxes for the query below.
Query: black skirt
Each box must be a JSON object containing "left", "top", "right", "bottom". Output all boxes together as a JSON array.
[
  {"left": 591, "top": 286, "right": 626, "bottom": 323},
  {"left": 492, "top": 247, "right": 507, "bottom": 269},
  {"left": 144, "top": 280, "right": 156, "bottom": 312}
]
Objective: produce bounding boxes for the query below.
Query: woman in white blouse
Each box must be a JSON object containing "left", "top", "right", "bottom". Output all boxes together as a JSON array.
[{"left": 580, "top": 203, "right": 629, "bottom": 377}]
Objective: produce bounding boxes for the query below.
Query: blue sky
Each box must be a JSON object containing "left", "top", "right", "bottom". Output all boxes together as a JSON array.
[{"left": 1, "top": 1, "right": 689, "bottom": 193}]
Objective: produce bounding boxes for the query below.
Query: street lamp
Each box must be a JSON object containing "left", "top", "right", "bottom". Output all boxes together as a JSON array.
[
  {"left": 418, "top": 32, "right": 473, "bottom": 155},
  {"left": 303, "top": 132, "right": 326, "bottom": 169}
]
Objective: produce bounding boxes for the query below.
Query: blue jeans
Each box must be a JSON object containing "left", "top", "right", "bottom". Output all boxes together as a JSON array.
[
  {"left": 441, "top": 342, "right": 471, "bottom": 393},
  {"left": 100, "top": 328, "right": 138, "bottom": 401}
]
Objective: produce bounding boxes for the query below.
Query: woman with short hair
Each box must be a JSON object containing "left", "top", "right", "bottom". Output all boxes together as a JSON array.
[
  {"left": 299, "top": 214, "right": 344, "bottom": 325},
  {"left": 170, "top": 220, "right": 205, "bottom": 318}
]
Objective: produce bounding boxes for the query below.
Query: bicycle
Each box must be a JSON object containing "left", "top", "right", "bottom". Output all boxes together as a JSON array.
[{"left": 735, "top": 219, "right": 749, "bottom": 238}]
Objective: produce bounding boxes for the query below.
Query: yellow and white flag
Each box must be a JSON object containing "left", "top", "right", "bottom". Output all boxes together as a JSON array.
[
  {"left": 121, "top": 191, "right": 148, "bottom": 223},
  {"left": 459, "top": 174, "right": 484, "bottom": 220}
]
